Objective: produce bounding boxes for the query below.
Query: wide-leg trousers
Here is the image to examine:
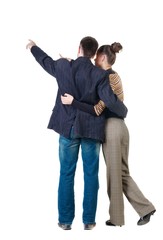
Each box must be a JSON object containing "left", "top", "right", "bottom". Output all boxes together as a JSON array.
[{"left": 102, "top": 118, "right": 155, "bottom": 226}]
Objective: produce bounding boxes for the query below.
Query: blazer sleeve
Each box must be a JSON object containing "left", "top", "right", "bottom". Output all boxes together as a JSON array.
[
  {"left": 31, "top": 46, "right": 57, "bottom": 78},
  {"left": 72, "top": 99, "right": 97, "bottom": 116}
]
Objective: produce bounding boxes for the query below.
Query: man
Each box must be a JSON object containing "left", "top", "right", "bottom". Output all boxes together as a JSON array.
[{"left": 26, "top": 36, "right": 128, "bottom": 230}]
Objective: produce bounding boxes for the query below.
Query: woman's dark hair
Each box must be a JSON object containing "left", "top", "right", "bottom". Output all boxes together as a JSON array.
[
  {"left": 80, "top": 36, "right": 98, "bottom": 58},
  {"left": 97, "top": 42, "right": 123, "bottom": 65}
]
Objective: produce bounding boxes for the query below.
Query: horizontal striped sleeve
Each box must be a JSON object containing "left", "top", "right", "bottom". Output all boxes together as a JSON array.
[{"left": 109, "top": 73, "right": 124, "bottom": 101}]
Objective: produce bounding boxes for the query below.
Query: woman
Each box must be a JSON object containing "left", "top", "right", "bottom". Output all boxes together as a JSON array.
[{"left": 61, "top": 43, "right": 156, "bottom": 226}]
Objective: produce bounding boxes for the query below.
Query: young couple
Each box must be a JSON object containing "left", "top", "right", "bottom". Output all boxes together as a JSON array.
[{"left": 26, "top": 36, "right": 155, "bottom": 230}]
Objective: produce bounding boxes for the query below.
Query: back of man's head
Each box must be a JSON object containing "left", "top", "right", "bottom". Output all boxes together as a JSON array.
[{"left": 79, "top": 36, "right": 98, "bottom": 58}]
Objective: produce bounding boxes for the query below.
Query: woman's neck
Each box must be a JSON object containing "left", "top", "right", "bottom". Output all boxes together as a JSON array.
[
  {"left": 101, "top": 54, "right": 112, "bottom": 70},
  {"left": 103, "top": 64, "right": 111, "bottom": 70}
]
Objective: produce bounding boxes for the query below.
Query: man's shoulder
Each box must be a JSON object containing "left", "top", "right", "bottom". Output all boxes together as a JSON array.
[
  {"left": 92, "top": 64, "right": 106, "bottom": 73},
  {"left": 56, "top": 58, "right": 73, "bottom": 69},
  {"left": 73, "top": 57, "right": 107, "bottom": 78},
  {"left": 57, "top": 58, "right": 71, "bottom": 64},
  {"left": 91, "top": 65, "right": 107, "bottom": 79}
]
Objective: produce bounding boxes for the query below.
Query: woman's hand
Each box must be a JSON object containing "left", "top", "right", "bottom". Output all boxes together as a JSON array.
[
  {"left": 59, "top": 54, "right": 72, "bottom": 62},
  {"left": 61, "top": 93, "right": 74, "bottom": 105}
]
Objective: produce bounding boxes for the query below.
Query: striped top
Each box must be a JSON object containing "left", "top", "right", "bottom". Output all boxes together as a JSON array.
[
  {"left": 109, "top": 73, "right": 124, "bottom": 101},
  {"left": 94, "top": 72, "right": 124, "bottom": 116}
]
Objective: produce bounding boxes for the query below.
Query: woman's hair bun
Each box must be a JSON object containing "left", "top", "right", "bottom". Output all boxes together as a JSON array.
[{"left": 110, "top": 42, "right": 123, "bottom": 53}]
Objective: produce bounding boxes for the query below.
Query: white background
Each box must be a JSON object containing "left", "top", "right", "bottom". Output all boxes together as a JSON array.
[{"left": 0, "top": 0, "right": 162, "bottom": 239}]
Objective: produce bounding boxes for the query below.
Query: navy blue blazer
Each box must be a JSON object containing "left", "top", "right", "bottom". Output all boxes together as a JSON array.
[{"left": 31, "top": 46, "right": 128, "bottom": 142}]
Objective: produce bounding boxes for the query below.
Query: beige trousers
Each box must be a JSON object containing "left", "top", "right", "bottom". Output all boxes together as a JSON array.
[{"left": 102, "top": 118, "right": 155, "bottom": 226}]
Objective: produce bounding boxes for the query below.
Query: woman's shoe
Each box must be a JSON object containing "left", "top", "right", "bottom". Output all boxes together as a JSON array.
[
  {"left": 137, "top": 210, "right": 156, "bottom": 226},
  {"left": 105, "top": 220, "right": 116, "bottom": 226},
  {"left": 105, "top": 220, "right": 122, "bottom": 227}
]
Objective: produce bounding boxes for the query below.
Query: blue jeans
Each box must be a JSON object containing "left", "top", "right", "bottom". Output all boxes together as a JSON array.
[{"left": 58, "top": 132, "right": 101, "bottom": 225}]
